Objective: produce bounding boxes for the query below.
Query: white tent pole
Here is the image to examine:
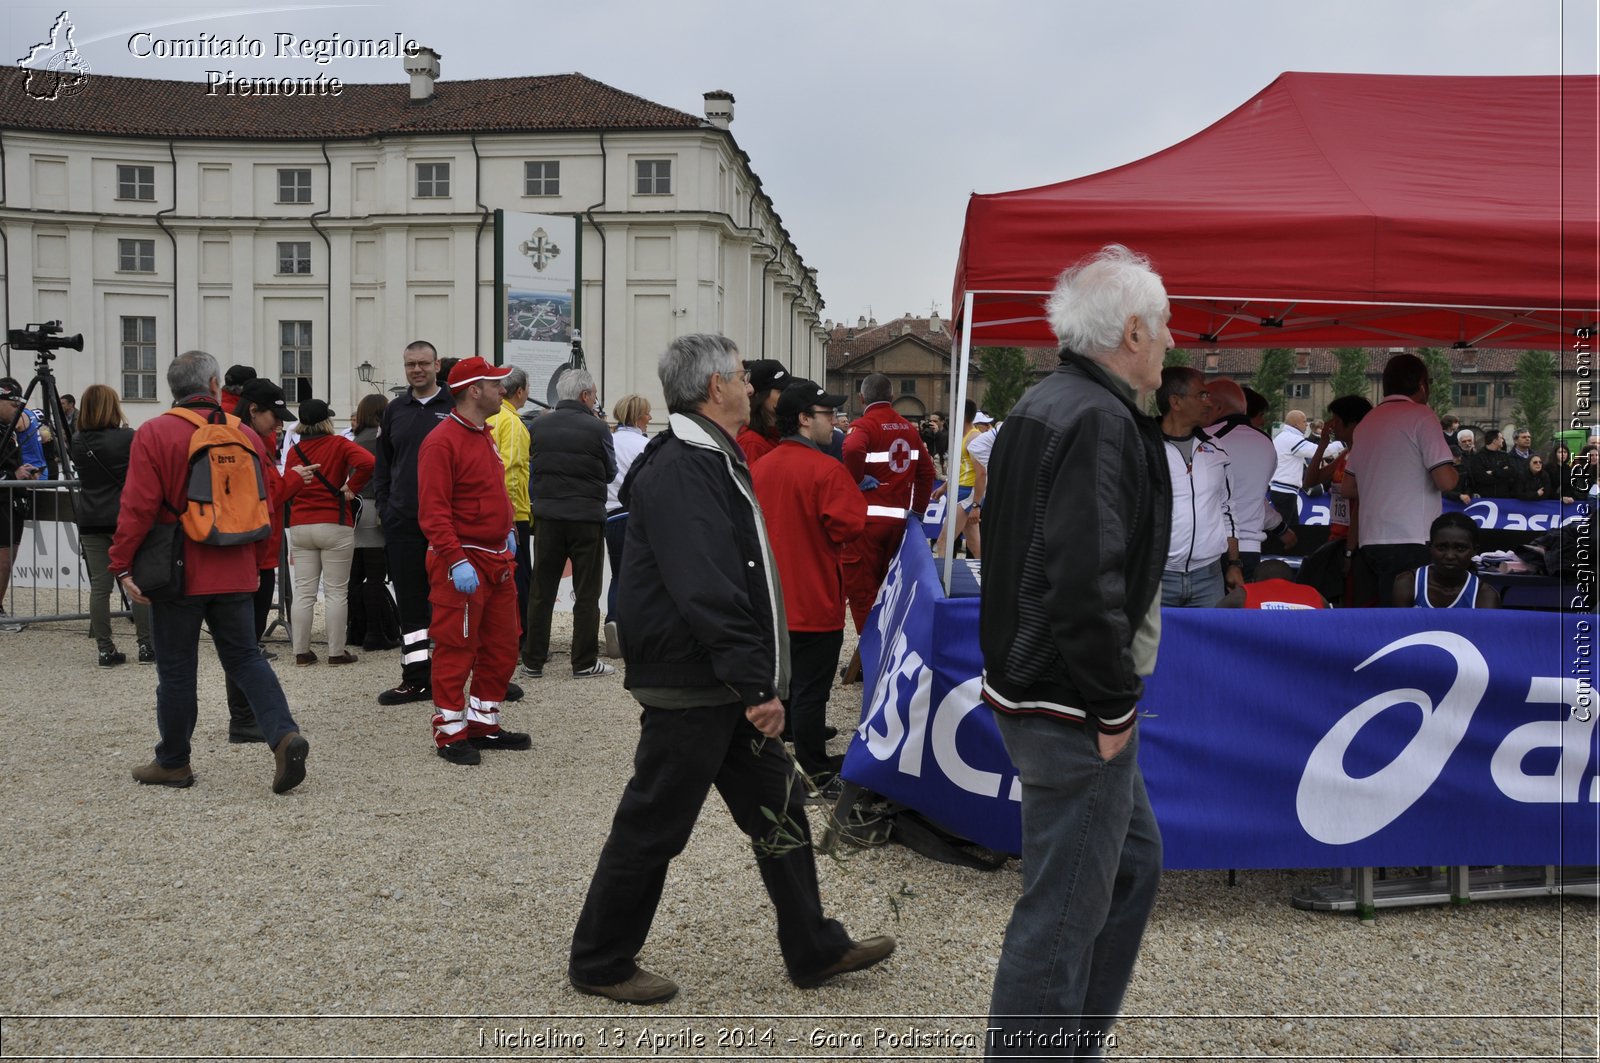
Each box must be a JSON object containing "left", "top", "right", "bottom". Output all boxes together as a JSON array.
[{"left": 942, "top": 290, "right": 976, "bottom": 593}]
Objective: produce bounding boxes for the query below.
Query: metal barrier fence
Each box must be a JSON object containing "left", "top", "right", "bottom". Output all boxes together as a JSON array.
[{"left": 0, "top": 477, "right": 109, "bottom": 625}]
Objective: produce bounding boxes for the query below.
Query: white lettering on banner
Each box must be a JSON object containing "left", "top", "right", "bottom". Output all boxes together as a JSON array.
[
  {"left": 931, "top": 676, "right": 1007, "bottom": 797},
  {"left": 1490, "top": 679, "right": 1600, "bottom": 803},
  {"left": 1297, "top": 632, "right": 1487, "bottom": 844}
]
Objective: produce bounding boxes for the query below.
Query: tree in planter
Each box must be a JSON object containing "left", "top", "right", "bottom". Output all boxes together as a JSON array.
[
  {"left": 1511, "top": 349, "right": 1556, "bottom": 452},
  {"left": 974, "top": 346, "right": 1034, "bottom": 421},
  {"left": 1418, "top": 347, "right": 1454, "bottom": 421},
  {"left": 1330, "top": 347, "right": 1371, "bottom": 402},
  {"left": 1251, "top": 348, "right": 1294, "bottom": 426}
]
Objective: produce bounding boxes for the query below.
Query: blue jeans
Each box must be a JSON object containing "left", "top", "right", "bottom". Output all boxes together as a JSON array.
[
  {"left": 1160, "top": 561, "right": 1225, "bottom": 607},
  {"left": 150, "top": 592, "right": 299, "bottom": 767},
  {"left": 988, "top": 715, "right": 1162, "bottom": 1060}
]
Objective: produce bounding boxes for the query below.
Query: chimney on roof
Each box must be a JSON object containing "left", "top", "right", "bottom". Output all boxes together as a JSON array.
[
  {"left": 857, "top": 315, "right": 867, "bottom": 329},
  {"left": 404, "top": 46, "right": 441, "bottom": 102},
  {"left": 868, "top": 316, "right": 877, "bottom": 329},
  {"left": 703, "top": 90, "right": 735, "bottom": 129},
  {"left": 930, "top": 309, "right": 942, "bottom": 332}
]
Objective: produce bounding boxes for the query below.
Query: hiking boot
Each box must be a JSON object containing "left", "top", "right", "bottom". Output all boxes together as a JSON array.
[
  {"left": 791, "top": 935, "right": 896, "bottom": 989},
  {"left": 271, "top": 732, "right": 309, "bottom": 794},
  {"left": 573, "top": 661, "right": 617, "bottom": 679},
  {"left": 470, "top": 729, "right": 531, "bottom": 751},
  {"left": 98, "top": 649, "right": 127, "bottom": 667},
  {"left": 436, "top": 740, "right": 481, "bottom": 765},
  {"left": 326, "top": 652, "right": 358, "bottom": 665},
  {"left": 132, "top": 760, "right": 194, "bottom": 788},
  {"left": 377, "top": 683, "right": 431, "bottom": 706},
  {"left": 571, "top": 967, "right": 678, "bottom": 1006},
  {"left": 137, "top": 642, "right": 155, "bottom": 664},
  {"left": 228, "top": 705, "right": 266, "bottom": 744}
]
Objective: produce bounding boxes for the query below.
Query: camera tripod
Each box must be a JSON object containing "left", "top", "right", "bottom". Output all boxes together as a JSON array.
[{"left": 0, "top": 347, "right": 76, "bottom": 480}]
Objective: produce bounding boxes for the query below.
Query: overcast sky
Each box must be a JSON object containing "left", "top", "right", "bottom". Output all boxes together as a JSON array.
[{"left": 5, "top": 0, "right": 1596, "bottom": 326}]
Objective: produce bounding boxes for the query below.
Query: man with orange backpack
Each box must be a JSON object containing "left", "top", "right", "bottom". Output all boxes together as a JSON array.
[{"left": 110, "top": 350, "right": 310, "bottom": 796}]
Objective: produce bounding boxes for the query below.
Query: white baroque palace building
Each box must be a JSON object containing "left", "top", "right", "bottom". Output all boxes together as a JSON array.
[{"left": 0, "top": 52, "right": 828, "bottom": 421}]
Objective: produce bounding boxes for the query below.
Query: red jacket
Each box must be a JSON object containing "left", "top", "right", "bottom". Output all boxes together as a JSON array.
[
  {"left": 281, "top": 434, "right": 376, "bottom": 528},
  {"left": 257, "top": 443, "right": 287, "bottom": 570},
  {"left": 737, "top": 425, "right": 778, "bottom": 467},
  {"left": 417, "top": 411, "right": 514, "bottom": 569},
  {"left": 109, "top": 398, "right": 271, "bottom": 596},
  {"left": 752, "top": 438, "right": 867, "bottom": 631},
  {"left": 842, "top": 401, "right": 935, "bottom": 526}
]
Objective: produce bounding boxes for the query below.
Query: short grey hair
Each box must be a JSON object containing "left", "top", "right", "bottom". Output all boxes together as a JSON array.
[
  {"left": 168, "top": 350, "right": 220, "bottom": 400},
  {"left": 660, "top": 333, "right": 740, "bottom": 415},
  {"left": 861, "top": 373, "right": 893, "bottom": 404},
  {"left": 502, "top": 367, "right": 528, "bottom": 395},
  {"left": 1045, "top": 244, "right": 1169, "bottom": 360},
  {"left": 556, "top": 368, "right": 595, "bottom": 402}
]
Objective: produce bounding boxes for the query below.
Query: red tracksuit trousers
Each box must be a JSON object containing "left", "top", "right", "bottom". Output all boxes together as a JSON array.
[
  {"left": 427, "top": 550, "right": 518, "bottom": 748},
  {"left": 841, "top": 521, "right": 904, "bottom": 634}
]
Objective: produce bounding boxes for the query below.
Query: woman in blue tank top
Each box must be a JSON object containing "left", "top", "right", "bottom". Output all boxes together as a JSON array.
[{"left": 1393, "top": 512, "right": 1501, "bottom": 609}]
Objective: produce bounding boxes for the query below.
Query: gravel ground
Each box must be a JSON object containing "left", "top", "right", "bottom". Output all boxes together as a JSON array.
[{"left": 0, "top": 605, "right": 1595, "bottom": 1061}]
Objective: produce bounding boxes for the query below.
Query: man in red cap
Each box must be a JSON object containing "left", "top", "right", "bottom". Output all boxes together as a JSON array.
[
  {"left": 416, "top": 356, "right": 531, "bottom": 765},
  {"left": 840, "top": 373, "right": 934, "bottom": 633}
]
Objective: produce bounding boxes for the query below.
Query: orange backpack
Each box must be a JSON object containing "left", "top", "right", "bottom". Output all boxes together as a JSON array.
[{"left": 163, "top": 406, "right": 272, "bottom": 546}]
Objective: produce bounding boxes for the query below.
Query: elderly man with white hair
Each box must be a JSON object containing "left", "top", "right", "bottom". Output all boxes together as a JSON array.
[
  {"left": 522, "top": 367, "right": 618, "bottom": 679},
  {"left": 979, "top": 244, "right": 1171, "bottom": 1057}
]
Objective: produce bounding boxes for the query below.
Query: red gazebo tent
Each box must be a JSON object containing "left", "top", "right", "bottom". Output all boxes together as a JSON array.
[{"left": 952, "top": 72, "right": 1599, "bottom": 352}]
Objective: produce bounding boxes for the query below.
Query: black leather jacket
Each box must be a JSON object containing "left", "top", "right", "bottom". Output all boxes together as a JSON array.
[{"left": 69, "top": 426, "right": 136, "bottom": 532}]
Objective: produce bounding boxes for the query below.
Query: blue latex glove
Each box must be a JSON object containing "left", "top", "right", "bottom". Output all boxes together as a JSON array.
[
  {"left": 858, "top": 474, "right": 880, "bottom": 491},
  {"left": 449, "top": 560, "right": 479, "bottom": 595},
  {"left": 505, "top": 530, "right": 518, "bottom": 555}
]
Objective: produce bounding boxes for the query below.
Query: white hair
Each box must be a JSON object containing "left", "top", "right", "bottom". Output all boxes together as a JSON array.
[
  {"left": 556, "top": 368, "right": 595, "bottom": 402},
  {"left": 1457, "top": 429, "right": 1475, "bottom": 442},
  {"left": 1045, "top": 244, "right": 1169, "bottom": 359}
]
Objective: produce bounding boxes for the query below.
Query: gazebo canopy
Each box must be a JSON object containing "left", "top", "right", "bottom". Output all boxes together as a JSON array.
[{"left": 952, "top": 72, "right": 1599, "bottom": 350}]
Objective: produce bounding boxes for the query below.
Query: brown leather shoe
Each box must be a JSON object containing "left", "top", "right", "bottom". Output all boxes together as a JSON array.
[
  {"left": 792, "top": 935, "right": 896, "bottom": 988},
  {"left": 132, "top": 760, "right": 194, "bottom": 788},
  {"left": 326, "top": 652, "right": 358, "bottom": 665},
  {"left": 294, "top": 652, "right": 318, "bottom": 666},
  {"left": 271, "top": 732, "right": 309, "bottom": 794},
  {"left": 570, "top": 967, "right": 678, "bottom": 1005}
]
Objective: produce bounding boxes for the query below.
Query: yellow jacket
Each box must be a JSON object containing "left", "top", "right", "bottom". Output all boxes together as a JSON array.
[{"left": 488, "top": 398, "right": 531, "bottom": 521}]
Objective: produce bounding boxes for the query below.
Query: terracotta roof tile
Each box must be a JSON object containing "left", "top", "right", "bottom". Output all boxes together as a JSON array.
[{"left": 0, "top": 66, "right": 704, "bottom": 140}]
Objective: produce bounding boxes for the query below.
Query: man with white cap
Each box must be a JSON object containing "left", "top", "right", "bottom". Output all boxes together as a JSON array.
[{"left": 416, "top": 356, "right": 531, "bottom": 765}]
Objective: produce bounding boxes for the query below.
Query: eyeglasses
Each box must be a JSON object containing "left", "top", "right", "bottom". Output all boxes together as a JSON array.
[
  {"left": 403, "top": 361, "right": 437, "bottom": 371},
  {"left": 720, "top": 368, "right": 749, "bottom": 384},
  {"left": 806, "top": 408, "right": 838, "bottom": 417}
]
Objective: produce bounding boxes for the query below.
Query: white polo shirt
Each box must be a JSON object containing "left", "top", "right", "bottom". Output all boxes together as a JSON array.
[{"left": 1344, "top": 395, "right": 1455, "bottom": 545}]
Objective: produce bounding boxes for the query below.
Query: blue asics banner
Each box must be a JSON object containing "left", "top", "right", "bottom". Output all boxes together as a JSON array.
[
  {"left": 1297, "top": 492, "right": 1579, "bottom": 532},
  {"left": 843, "top": 528, "right": 1597, "bottom": 868}
]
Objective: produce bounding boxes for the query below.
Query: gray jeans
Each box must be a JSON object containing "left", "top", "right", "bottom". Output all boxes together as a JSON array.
[
  {"left": 987, "top": 715, "right": 1162, "bottom": 1059},
  {"left": 80, "top": 531, "right": 149, "bottom": 652}
]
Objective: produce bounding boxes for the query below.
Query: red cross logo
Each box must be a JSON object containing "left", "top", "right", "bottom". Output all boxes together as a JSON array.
[{"left": 887, "top": 436, "right": 914, "bottom": 474}]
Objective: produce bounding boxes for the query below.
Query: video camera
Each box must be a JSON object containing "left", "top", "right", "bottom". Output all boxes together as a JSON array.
[{"left": 7, "top": 321, "right": 84, "bottom": 356}]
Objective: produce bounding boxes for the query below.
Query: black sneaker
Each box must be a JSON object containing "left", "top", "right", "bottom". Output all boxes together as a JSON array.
[
  {"left": 377, "top": 683, "right": 431, "bottom": 706},
  {"left": 470, "top": 729, "right": 531, "bottom": 751},
  {"left": 504, "top": 681, "right": 524, "bottom": 703},
  {"left": 518, "top": 664, "right": 542, "bottom": 679},
  {"left": 436, "top": 741, "right": 481, "bottom": 765},
  {"left": 137, "top": 643, "right": 155, "bottom": 664},
  {"left": 98, "top": 649, "right": 127, "bottom": 667}
]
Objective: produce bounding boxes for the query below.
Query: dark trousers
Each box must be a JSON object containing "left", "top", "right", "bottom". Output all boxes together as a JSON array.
[
  {"left": 384, "top": 515, "right": 431, "bottom": 687},
  {"left": 524, "top": 517, "right": 604, "bottom": 672},
  {"left": 785, "top": 629, "right": 844, "bottom": 776},
  {"left": 346, "top": 546, "right": 398, "bottom": 648},
  {"left": 604, "top": 513, "right": 627, "bottom": 622},
  {"left": 569, "top": 701, "right": 852, "bottom": 986},
  {"left": 513, "top": 520, "right": 531, "bottom": 638},
  {"left": 1360, "top": 542, "right": 1430, "bottom": 607},
  {"left": 225, "top": 569, "right": 276, "bottom": 710},
  {"left": 1269, "top": 490, "right": 1301, "bottom": 529},
  {"left": 153, "top": 592, "right": 298, "bottom": 766}
]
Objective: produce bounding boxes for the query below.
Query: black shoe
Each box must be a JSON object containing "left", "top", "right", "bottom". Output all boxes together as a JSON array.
[
  {"left": 436, "top": 741, "right": 481, "bottom": 765},
  {"left": 782, "top": 725, "right": 840, "bottom": 743},
  {"left": 228, "top": 707, "right": 266, "bottom": 744},
  {"left": 258, "top": 642, "right": 278, "bottom": 661},
  {"left": 98, "top": 649, "right": 127, "bottom": 667},
  {"left": 377, "top": 683, "right": 431, "bottom": 706},
  {"left": 519, "top": 664, "right": 543, "bottom": 679},
  {"left": 504, "top": 681, "right": 524, "bottom": 703},
  {"left": 470, "top": 729, "right": 531, "bottom": 751},
  {"left": 137, "top": 643, "right": 155, "bottom": 664}
]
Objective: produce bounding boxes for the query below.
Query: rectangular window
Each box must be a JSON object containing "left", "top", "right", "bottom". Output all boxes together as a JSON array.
[
  {"left": 116, "top": 165, "right": 155, "bottom": 201},
  {"left": 901, "top": 379, "right": 917, "bottom": 395},
  {"left": 276, "top": 241, "right": 312, "bottom": 275},
  {"left": 1452, "top": 382, "right": 1487, "bottom": 407},
  {"left": 117, "top": 238, "right": 155, "bottom": 272},
  {"left": 279, "top": 320, "right": 314, "bottom": 401},
  {"left": 277, "top": 168, "right": 312, "bottom": 204},
  {"left": 1286, "top": 382, "right": 1311, "bottom": 398},
  {"left": 635, "top": 159, "right": 672, "bottom": 195},
  {"left": 1498, "top": 381, "right": 1515, "bottom": 398},
  {"left": 524, "top": 160, "right": 560, "bottom": 196},
  {"left": 415, "top": 162, "right": 450, "bottom": 198},
  {"left": 120, "top": 317, "right": 158, "bottom": 400}
]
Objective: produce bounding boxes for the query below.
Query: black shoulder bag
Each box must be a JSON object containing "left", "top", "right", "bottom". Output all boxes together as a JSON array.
[{"left": 293, "top": 443, "right": 362, "bottom": 527}]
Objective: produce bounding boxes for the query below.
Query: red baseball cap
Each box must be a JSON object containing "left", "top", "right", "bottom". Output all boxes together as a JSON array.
[{"left": 447, "top": 356, "right": 513, "bottom": 392}]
